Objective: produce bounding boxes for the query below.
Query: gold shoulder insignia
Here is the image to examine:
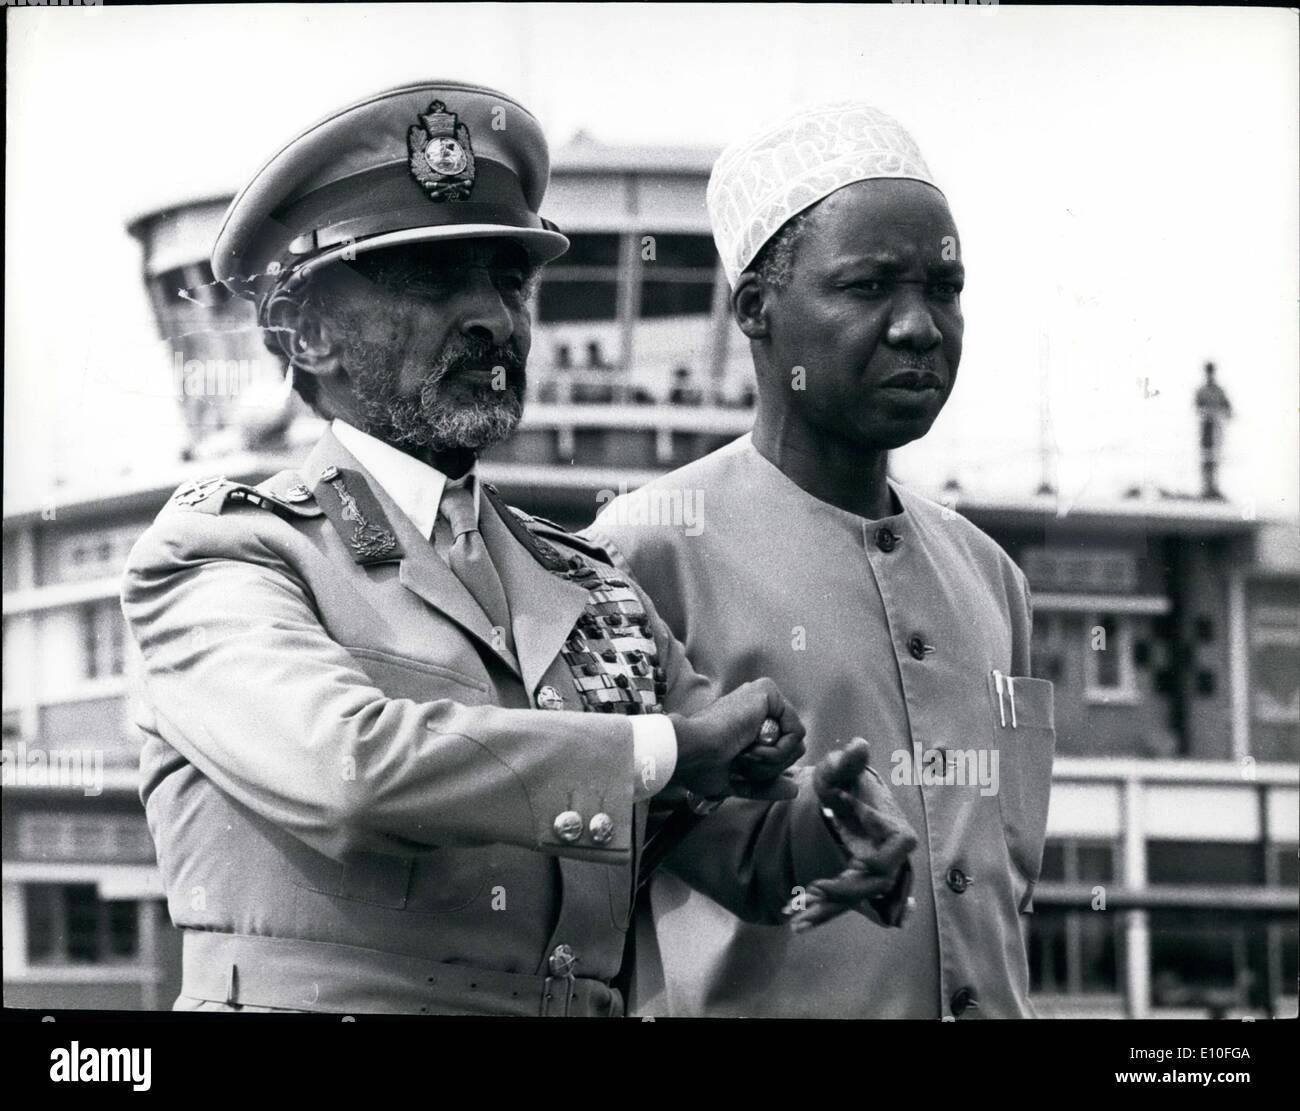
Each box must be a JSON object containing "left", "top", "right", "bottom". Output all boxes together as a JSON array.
[
  {"left": 169, "top": 476, "right": 232, "bottom": 514},
  {"left": 168, "top": 474, "right": 325, "bottom": 521},
  {"left": 252, "top": 471, "right": 325, "bottom": 519}
]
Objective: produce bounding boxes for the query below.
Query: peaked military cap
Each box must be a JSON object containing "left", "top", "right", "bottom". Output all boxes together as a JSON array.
[{"left": 212, "top": 80, "right": 570, "bottom": 302}]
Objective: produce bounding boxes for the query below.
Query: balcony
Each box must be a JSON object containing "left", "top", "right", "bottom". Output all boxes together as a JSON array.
[{"left": 1035, "top": 757, "right": 1299, "bottom": 1018}]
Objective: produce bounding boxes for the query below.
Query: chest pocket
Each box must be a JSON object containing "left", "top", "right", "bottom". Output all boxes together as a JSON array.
[{"left": 986, "top": 671, "right": 1056, "bottom": 890}]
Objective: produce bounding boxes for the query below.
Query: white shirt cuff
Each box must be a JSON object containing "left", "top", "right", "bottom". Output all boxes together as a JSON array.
[{"left": 629, "top": 714, "right": 678, "bottom": 801}]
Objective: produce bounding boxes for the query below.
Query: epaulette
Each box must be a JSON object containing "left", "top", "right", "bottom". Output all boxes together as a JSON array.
[{"left": 167, "top": 472, "right": 323, "bottom": 521}]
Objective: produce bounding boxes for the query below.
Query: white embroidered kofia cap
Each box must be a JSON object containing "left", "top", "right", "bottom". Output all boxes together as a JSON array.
[{"left": 707, "top": 101, "right": 942, "bottom": 287}]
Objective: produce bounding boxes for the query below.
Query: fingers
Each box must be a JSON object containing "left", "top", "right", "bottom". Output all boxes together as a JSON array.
[
  {"left": 862, "top": 822, "right": 919, "bottom": 878},
  {"left": 837, "top": 814, "right": 918, "bottom": 881},
  {"left": 786, "top": 898, "right": 849, "bottom": 933},
  {"left": 752, "top": 678, "right": 805, "bottom": 747},
  {"left": 813, "top": 737, "right": 870, "bottom": 796},
  {"left": 781, "top": 868, "right": 894, "bottom": 932},
  {"left": 780, "top": 858, "right": 908, "bottom": 933},
  {"left": 727, "top": 680, "right": 806, "bottom": 784},
  {"left": 808, "top": 870, "right": 899, "bottom": 903},
  {"left": 855, "top": 763, "right": 903, "bottom": 816},
  {"left": 734, "top": 728, "right": 804, "bottom": 776},
  {"left": 822, "top": 785, "right": 895, "bottom": 844}
]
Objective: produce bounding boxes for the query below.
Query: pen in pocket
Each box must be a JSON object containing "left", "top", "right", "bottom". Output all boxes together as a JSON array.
[{"left": 993, "top": 669, "right": 1017, "bottom": 729}]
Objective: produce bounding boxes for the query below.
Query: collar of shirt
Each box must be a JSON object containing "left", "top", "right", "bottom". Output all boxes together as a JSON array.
[{"left": 331, "top": 418, "right": 479, "bottom": 540}]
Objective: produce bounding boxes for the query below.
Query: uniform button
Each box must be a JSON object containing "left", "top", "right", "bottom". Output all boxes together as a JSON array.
[
  {"left": 875, "top": 527, "right": 899, "bottom": 552},
  {"left": 553, "top": 811, "right": 583, "bottom": 843},
  {"left": 951, "top": 987, "right": 979, "bottom": 1016},
  {"left": 908, "top": 634, "right": 929, "bottom": 660},
  {"left": 284, "top": 483, "right": 312, "bottom": 503},
  {"left": 536, "top": 686, "right": 566, "bottom": 710},
  {"left": 318, "top": 465, "right": 340, "bottom": 482},
  {"left": 548, "top": 944, "right": 577, "bottom": 977},
  {"left": 589, "top": 813, "right": 615, "bottom": 844},
  {"left": 946, "top": 867, "right": 971, "bottom": 894}
]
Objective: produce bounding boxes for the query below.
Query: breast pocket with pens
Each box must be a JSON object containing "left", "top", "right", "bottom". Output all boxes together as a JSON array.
[{"left": 987, "top": 669, "right": 1057, "bottom": 891}]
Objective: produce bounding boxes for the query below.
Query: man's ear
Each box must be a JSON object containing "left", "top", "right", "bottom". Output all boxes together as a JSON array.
[
  {"left": 732, "top": 272, "right": 770, "bottom": 340},
  {"left": 264, "top": 286, "right": 344, "bottom": 380}
]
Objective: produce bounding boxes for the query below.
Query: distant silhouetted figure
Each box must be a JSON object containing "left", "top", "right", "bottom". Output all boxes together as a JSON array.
[
  {"left": 667, "top": 365, "right": 703, "bottom": 407},
  {"left": 1195, "top": 361, "right": 1232, "bottom": 499},
  {"left": 585, "top": 340, "right": 613, "bottom": 371}
]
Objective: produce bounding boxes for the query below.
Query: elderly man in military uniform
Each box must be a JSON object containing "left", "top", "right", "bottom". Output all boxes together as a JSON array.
[
  {"left": 590, "top": 102, "right": 1057, "bottom": 1018},
  {"left": 121, "top": 82, "right": 917, "bottom": 1017}
]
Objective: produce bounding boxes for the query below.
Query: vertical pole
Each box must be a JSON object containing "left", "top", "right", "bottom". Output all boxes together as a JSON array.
[
  {"left": 1256, "top": 783, "right": 1274, "bottom": 1016},
  {"left": 2, "top": 881, "right": 29, "bottom": 981},
  {"left": 13, "top": 525, "right": 40, "bottom": 741},
  {"left": 1227, "top": 568, "right": 1251, "bottom": 761},
  {"left": 616, "top": 227, "right": 641, "bottom": 386},
  {"left": 1066, "top": 841, "right": 1083, "bottom": 995},
  {"left": 139, "top": 897, "right": 159, "bottom": 1011},
  {"left": 1123, "top": 775, "right": 1150, "bottom": 1019},
  {"left": 707, "top": 259, "right": 732, "bottom": 398}
]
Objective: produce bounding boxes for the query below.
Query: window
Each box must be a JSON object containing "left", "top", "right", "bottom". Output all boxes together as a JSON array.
[
  {"left": 1273, "top": 845, "right": 1298, "bottom": 888},
  {"left": 1247, "top": 586, "right": 1300, "bottom": 762},
  {"left": 1145, "top": 841, "right": 1296, "bottom": 1013},
  {"left": 536, "top": 233, "right": 621, "bottom": 325},
  {"left": 25, "top": 883, "right": 140, "bottom": 966},
  {"left": 1038, "top": 838, "right": 1118, "bottom": 884},
  {"left": 1085, "top": 613, "right": 1139, "bottom": 702},
  {"left": 1030, "top": 839, "right": 1120, "bottom": 997},
  {"left": 532, "top": 231, "right": 722, "bottom": 399},
  {"left": 80, "top": 599, "right": 126, "bottom": 680},
  {"left": 1149, "top": 910, "right": 1293, "bottom": 1014},
  {"left": 1148, "top": 840, "right": 1262, "bottom": 886},
  {"left": 638, "top": 233, "right": 716, "bottom": 319},
  {"left": 1030, "top": 910, "right": 1119, "bottom": 997},
  {"left": 17, "top": 813, "right": 157, "bottom": 864},
  {"left": 1031, "top": 613, "right": 1066, "bottom": 684},
  {"left": 54, "top": 525, "right": 142, "bottom": 583},
  {"left": 1022, "top": 548, "right": 1139, "bottom": 594}
]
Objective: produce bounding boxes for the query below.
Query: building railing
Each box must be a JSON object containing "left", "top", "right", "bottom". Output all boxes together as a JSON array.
[
  {"left": 1034, "top": 882, "right": 1296, "bottom": 914},
  {"left": 1042, "top": 757, "right": 1298, "bottom": 1019}
]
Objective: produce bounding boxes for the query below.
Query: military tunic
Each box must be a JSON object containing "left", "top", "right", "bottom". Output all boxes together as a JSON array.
[
  {"left": 122, "top": 427, "right": 849, "bottom": 1015},
  {"left": 589, "top": 435, "right": 1056, "bottom": 1018}
]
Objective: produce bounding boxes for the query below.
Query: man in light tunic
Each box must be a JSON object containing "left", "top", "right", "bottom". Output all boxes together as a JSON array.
[{"left": 590, "top": 102, "right": 1057, "bottom": 1018}]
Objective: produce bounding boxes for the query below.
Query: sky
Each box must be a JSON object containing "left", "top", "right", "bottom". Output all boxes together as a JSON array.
[{"left": 5, "top": 3, "right": 1298, "bottom": 520}]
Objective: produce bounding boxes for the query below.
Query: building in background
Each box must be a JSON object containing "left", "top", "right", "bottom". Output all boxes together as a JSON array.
[{"left": 4, "top": 142, "right": 1297, "bottom": 1016}]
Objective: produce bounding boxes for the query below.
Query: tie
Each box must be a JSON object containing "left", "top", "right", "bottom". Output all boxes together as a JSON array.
[{"left": 437, "top": 478, "right": 517, "bottom": 657}]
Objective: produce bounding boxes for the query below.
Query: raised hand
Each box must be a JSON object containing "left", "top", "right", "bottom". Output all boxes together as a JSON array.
[{"left": 784, "top": 737, "right": 918, "bottom": 933}]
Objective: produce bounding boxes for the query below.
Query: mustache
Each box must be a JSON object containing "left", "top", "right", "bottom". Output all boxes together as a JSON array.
[
  {"left": 431, "top": 335, "right": 526, "bottom": 384},
  {"left": 885, "top": 353, "right": 939, "bottom": 371}
]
